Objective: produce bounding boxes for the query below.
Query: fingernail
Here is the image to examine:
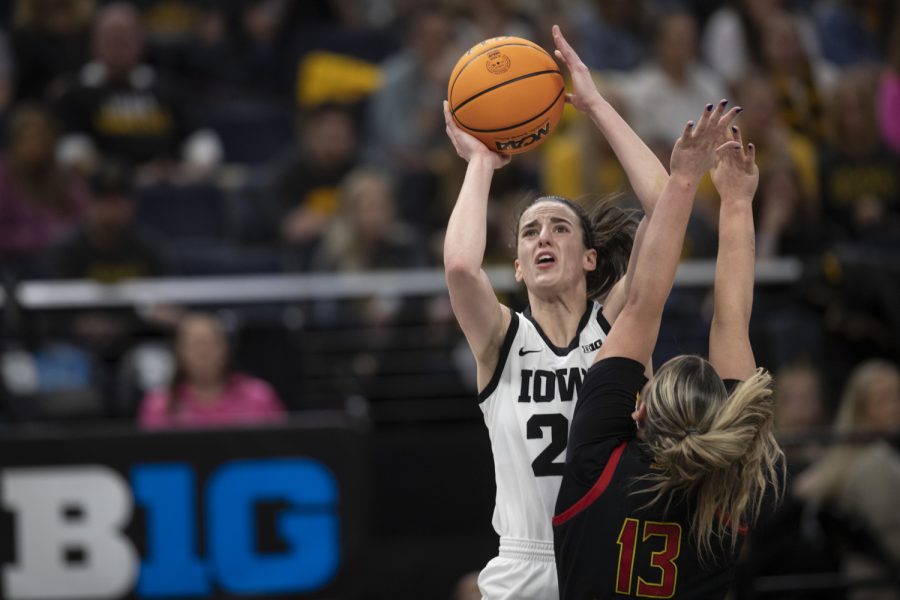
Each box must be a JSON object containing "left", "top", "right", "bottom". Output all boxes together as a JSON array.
[
  {"left": 687, "top": 121, "right": 694, "bottom": 127},
  {"left": 748, "top": 143, "right": 754, "bottom": 149},
  {"left": 706, "top": 104, "right": 713, "bottom": 111},
  {"left": 732, "top": 126, "right": 738, "bottom": 133},
  {"left": 720, "top": 99, "right": 728, "bottom": 105},
  {"left": 736, "top": 107, "right": 743, "bottom": 113}
]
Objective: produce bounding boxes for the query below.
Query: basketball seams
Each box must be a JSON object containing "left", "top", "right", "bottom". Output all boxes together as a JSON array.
[
  {"left": 458, "top": 83, "right": 565, "bottom": 133},
  {"left": 451, "top": 69, "right": 562, "bottom": 116},
  {"left": 448, "top": 42, "right": 555, "bottom": 108}
]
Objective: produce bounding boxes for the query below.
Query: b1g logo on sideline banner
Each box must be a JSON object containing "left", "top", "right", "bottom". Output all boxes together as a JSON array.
[{"left": 0, "top": 421, "right": 366, "bottom": 600}]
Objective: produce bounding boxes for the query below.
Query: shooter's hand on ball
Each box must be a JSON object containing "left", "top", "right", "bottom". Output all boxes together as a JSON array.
[{"left": 443, "top": 100, "right": 511, "bottom": 170}]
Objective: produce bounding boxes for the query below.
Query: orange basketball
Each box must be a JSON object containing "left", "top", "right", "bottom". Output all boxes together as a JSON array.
[{"left": 448, "top": 36, "right": 565, "bottom": 155}]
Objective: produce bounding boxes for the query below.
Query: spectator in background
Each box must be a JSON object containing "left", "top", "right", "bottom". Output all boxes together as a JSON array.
[
  {"left": 756, "top": 159, "right": 823, "bottom": 258},
  {"left": 48, "top": 161, "right": 164, "bottom": 362},
  {"left": 453, "top": 0, "right": 535, "bottom": 51},
  {"left": 539, "top": 82, "right": 630, "bottom": 201},
  {"left": 735, "top": 359, "right": 844, "bottom": 600},
  {"left": 139, "top": 312, "right": 285, "bottom": 429},
  {"left": 795, "top": 359, "right": 900, "bottom": 599},
  {"left": 563, "top": 0, "right": 646, "bottom": 72},
  {"left": 820, "top": 67, "right": 900, "bottom": 245},
  {"left": 733, "top": 72, "right": 819, "bottom": 199},
  {"left": 306, "top": 167, "right": 428, "bottom": 325},
  {"left": 51, "top": 2, "right": 221, "bottom": 180},
  {"left": 774, "top": 360, "right": 830, "bottom": 471},
  {"left": 759, "top": 11, "right": 837, "bottom": 144},
  {"left": 309, "top": 167, "right": 429, "bottom": 275},
  {"left": 11, "top": 0, "right": 94, "bottom": 102},
  {"left": 51, "top": 161, "right": 162, "bottom": 282},
  {"left": 619, "top": 10, "right": 726, "bottom": 147},
  {"left": 878, "top": 12, "right": 900, "bottom": 155},
  {"left": 0, "top": 26, "right": 11, "bottom": 117},
  {"left": 306, "top": 167, "right": 434, "bottom": 402},
  {"left": 363, "top": 5, "right": 456, "bottom": 182},
  {"left": 702, "top": 0, "right": 822, "bottom": 86},
  {"left": 812, "top": 0, "right": 894, "bottom": 68},
  {"left": 0, "top": 104, "right": 87, "bottom": 274},
  {"left": 271, "top": 102, "right": 359, "bottom": 267}
]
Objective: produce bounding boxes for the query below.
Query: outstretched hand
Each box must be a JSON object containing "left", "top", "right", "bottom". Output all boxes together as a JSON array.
[
  {"left": 711, "top": 125, "right": 759, "bottom": 201},
  {"left": 670, "top": 100, "right": 742, "bottom": 181},
  {"left": 443, "top": 100, "right": 510, "bottom": 170},
  {"left": 552, "top": 24, "right": 603, "bottom": 113}
]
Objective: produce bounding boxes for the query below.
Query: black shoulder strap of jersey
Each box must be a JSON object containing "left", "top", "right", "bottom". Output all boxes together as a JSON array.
[{"left": 477, "top": 312, "right": 520, "bottom": 403}]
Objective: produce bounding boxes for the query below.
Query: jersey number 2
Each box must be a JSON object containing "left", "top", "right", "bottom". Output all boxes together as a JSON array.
[
  {"left": 526, "top": 414, "right": 568, "bottom": 477},
  {"left": 616, "top": 518, "right": 682, "bottom": 598}
]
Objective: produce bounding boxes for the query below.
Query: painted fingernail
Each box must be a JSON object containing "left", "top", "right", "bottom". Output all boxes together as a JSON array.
[
  {"left": 736, "top": 107, "right": 743, "bottom": 113},
  {"left": 706, "top": 104, "right": 713, "bottom": 111},
  {"left": 748, "top": 143, "right": 754, "bottom": 149},
  {"left": 687, "top": 121, "right": 694, "bottom": 127},
  {"left": 720, "top": 99, "right": 728, "bottom": 105},
  {"left": 732, "top": 126, "right": 738, "bottom": 133}
]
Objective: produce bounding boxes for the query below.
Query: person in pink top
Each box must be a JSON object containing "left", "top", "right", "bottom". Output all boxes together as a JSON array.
[{"left": 138, "top": 312, "right": 286, "bottom": 429}]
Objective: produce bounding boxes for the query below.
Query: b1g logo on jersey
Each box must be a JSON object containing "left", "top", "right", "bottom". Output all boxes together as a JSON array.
[
  {"left": 0, "top": 459, "right": 338, "bottom": 599},
  {"left": 517, "top": 368, "right": 585, "bottom": 403},
  {"left": 582, "top": 338, "right": 602, "bottom": 353},
  {"left": 495, "top": 121, "right": 551, "bottom": 152}
]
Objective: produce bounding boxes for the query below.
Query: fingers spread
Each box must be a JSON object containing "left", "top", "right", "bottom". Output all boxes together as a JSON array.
[
  {"left": 717, "top": 105, "right": 742, "bottom": 130},
  {"left": 709, "top": 98, "right": 728, "bottom": 123}
]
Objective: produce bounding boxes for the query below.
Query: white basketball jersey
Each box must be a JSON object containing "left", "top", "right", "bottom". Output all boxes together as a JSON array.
[{"left": 478, "top": 301, "right": 610, "bottom": 543}]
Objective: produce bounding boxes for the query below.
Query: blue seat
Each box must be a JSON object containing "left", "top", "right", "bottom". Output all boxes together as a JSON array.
[
  {"left": 202, "top": 105, "right": 295, "bottom": 165},
  {"left": 135, "top": 182, "right": 227, "bottom": 242}
]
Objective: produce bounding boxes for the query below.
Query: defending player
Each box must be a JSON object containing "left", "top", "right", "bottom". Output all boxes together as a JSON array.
[{"left": 552, "top": 104, "right": 783, "bottom": 599}]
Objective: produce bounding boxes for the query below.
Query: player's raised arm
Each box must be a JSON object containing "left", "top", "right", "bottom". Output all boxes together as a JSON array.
[
  {"left": 552, "top": 24, "right": 675, "bottom": 320},
  {"left": 442, "top": 101, "right": 512, "bottom": 373},
  {"left": 552, "top": 25, "right": 668, "bottom": 212},
  {"left": 709, "top": 126, "right": 760, "bottom": 380},
  {"left": 596, "top": 103, "right": 741, "bottom": 367}
]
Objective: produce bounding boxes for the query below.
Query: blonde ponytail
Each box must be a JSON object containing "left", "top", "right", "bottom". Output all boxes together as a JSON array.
[{"left": 639, "top": 357, "right": 784, "bottom": 560}]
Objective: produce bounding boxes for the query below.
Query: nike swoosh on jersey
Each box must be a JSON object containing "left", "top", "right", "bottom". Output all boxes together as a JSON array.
[{"left": 518, "top": 348, "right": 541, "bottom": 356}]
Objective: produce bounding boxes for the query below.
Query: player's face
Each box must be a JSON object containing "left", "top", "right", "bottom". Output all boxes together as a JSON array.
[{"left": 514, "top": 201, "right": 596, "bottom": 293}]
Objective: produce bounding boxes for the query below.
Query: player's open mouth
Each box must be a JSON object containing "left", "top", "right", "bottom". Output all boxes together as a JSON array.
[{"left": 535, "top": 252, "right": 556, "bottom": 268}]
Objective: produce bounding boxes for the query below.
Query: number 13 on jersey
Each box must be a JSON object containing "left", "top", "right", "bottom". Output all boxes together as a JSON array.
[{"left": 616, "top": 518, "right": 682, "bottom": 598}]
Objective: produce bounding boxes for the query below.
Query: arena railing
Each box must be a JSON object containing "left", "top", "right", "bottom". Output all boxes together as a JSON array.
[{"left": 2, "top": 257, "right": 802, "bottom": 309}]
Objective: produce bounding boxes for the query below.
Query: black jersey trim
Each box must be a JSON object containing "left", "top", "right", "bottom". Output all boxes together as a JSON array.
[
  {"left": 477, "top": 312, "right": 520, "bottom": 404},
  {"left": 553, "top": 441, "right": 627, "bottom": 526},
  {"left": 523, "top": 300, "right": 595, "bottom": 357},
  {"left": 595, "top": 307, "right": 611, "bottom": 335}
]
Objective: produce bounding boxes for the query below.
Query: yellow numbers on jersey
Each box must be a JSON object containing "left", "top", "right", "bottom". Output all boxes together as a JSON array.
[{"left": 615, "top": 518, "right": 682, "bottom": 598}]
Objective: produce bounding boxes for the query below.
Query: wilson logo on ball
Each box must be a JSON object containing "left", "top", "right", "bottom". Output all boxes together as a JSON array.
[
  {"left": 485, "top": 51, "right": 511, "bottom": 74},
  {"left": 495, "top": 121, "right": 552, "bottom": 151}
]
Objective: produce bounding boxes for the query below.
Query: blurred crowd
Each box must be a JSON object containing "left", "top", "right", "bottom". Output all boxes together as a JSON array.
[
  {"left": 0, "top": 1, "right": 895, "bottom": 397},
  {"left": 0, "top": 0, "right": 898, "bottom": 596}
]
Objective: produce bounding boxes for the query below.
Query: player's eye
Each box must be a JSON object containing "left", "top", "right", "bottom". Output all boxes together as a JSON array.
[
  {"left": 522, "top": 229, "right": 537, "bottom": 238},
  {"left": 554, "top": 224, "right": 569, "bottom": 233}
]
